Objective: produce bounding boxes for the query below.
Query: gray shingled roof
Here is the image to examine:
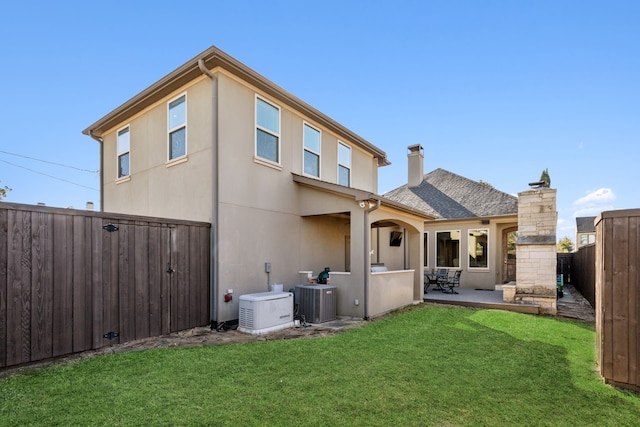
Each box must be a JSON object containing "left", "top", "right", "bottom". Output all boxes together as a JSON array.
[
  {"left": 383, "top": 168, "right": 518, "bottom": 219},
  {"left": 576, "top": 216, "right": 596, "bottom": 233}
]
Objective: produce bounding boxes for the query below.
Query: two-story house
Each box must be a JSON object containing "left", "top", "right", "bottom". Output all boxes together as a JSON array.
[{"left": 83, "top": 46, "right": 429, "bottom": 325}]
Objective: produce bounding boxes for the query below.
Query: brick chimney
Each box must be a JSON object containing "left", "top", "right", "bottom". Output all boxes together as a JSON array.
[{"left": 407, "top": 144, "right": 424, "bottom": 187}]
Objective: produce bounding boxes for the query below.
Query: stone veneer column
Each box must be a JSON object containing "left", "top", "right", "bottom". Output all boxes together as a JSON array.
[{"left": 512, "top": 188, "right": 558, "bottom": 314}]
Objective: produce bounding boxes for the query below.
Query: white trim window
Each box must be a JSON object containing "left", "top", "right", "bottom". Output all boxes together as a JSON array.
[
  {"left": 423, "top": 232, "right": 429, "bottom": 269},
  {"left": 468, "top": 229, "right": 489, "bottom": 269},
  {"left": 168, "top": 94, "right": 186, "bottom": 161},
  {"left": 436, "top": 230, "right": 461, "bottom": 268},
  {"left": 117, "top": 125, "right": 130, "bottom": 178},
  {"left": 255, "top": 96, "right": 280, "bottom": 164},
  {"left": 338, "top": 141, "right": 351, "bottom": 186},
  {"left": 303, "top": 122, "right": 321, "bottom": 177}
]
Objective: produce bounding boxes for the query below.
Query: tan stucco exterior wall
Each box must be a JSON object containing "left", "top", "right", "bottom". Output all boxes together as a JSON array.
[
  {"left": 371, "top": 206, "right": 425, "bottom": 303},
  {"left": 101, "top": 77, "right": 214, "bottom": 221},
  {"left": 422, "top": 217, "right": 517, "bottom": 290}
]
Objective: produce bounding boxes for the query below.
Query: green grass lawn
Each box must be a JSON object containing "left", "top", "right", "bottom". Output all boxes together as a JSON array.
[{"left": 1, "top": 305, "right": 639, "bottom": 426}]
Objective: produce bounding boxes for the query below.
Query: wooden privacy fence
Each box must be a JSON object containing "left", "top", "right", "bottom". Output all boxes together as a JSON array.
[
  {"left": 596, "top": 209, "right": 639, "bottom": 392},
  {"left": 571, "top": 244, "right": 596, "bottom": 307},
  {"left": 0, "top": 202, "right": 210, "bottom": 369}
]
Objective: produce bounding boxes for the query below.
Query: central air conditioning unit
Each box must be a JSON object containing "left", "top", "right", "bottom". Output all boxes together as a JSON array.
[
  {"left": 238, "top": 292, "right": 294, "bottom": 335},
  {"left": 295, "top": 285, "right": 337, "bottom": 323}
]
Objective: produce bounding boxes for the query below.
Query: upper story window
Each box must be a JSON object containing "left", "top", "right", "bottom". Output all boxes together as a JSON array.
[
  {"left": 303, "top": 123, "right": 321, "bottom": 177},
  {"left": 168, "top": 94, "right": 186, "bottom": 160},
  {"left": 117, "top": 126, "right": 130, "bottom": 178},
  {"left": 468, "top": 229, "right": 489, "bottom": 269},
  {"left": 580, "top": 233, "right": 595, "bottom": 246},
  {"left": 338, "top": 142, "right": 351, "bottom": 186},
  {"left": 256, "top": 96, "right": 280, "bottom": 164}
]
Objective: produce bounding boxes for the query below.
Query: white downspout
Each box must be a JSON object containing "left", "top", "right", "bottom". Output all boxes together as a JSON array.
[
  {"left": 88, "top": 131, "right": 104, "bottom": 212},
  {"left": 363, "top": 199, "right": 380, "bottom": 320},
  {"left": 198, "top": 59, "right": 219, "bottom": 325}
]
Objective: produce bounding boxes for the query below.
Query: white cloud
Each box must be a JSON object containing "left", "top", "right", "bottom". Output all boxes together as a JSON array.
[{"left": 573, "top": 188, "right": 616, "bottom": 208}]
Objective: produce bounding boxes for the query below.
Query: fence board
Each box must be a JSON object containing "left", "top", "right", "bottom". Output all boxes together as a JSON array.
[
  {"left": 73, "top": 216, "right": 93, "bottom": 353},
  {"left": 147, "top": 226, "right": 162, "bottom": 337},
  {"left": 91, "top": 217, "right": 104, "bottom": 349},
  {"left": 0, "top": 202, "right": 210, "bottom": 370},
  {"left": 611, "top": 217, "right": 629, "bottom": 384},
  {"left": 30, "top": 211, "right": 53, "bottom": 361},
  {"left": 118, "top": 223, "right": 135, "bottom": 343},
  {"left": 175, "top": 225, "right": 189, "bottom": 332},
  {"left": 6, "top": 210, "right": 30, "bottom": 366},
  {"left": 629, "top": 216, "right": 638, "bottom": 387},
  {"left": 161, "top": 226, "right": 171, "bottom": 335},
  {"left": 189, "top": 226, "right": 199, "bottom": 327},
  {"left": 0, "top": 208, "right": 7, "bottom": 367},
  {"left": 134, "top": 224, "right": 149, "bottom": 340},
  {"left": 52, "top": 214, "right": 73, "bottom": 357}
]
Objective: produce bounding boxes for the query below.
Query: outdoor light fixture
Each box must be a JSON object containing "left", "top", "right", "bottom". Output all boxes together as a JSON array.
[{"left": 359, "top": 200, "right": 376, "bottom": 209}]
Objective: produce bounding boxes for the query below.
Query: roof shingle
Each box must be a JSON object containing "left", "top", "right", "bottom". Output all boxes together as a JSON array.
[{"left": 383, "top": 168, "right": 518, "bottom": 219}]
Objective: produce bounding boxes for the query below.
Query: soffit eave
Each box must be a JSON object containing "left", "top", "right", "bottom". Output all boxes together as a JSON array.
[
  {"left": 424, "top": 213, "right": 518, "bottom": 224},
  {"left": 292, "top": 173, "right": 375, "bottom": 201},
  {"left": 82, "top": 46, "right": 390, "bottom": 166},
  {"left": 378, "top": 198, "right": 435, "bottom": 220},
  {"left": 292, "top": 174, "right": 432, "bottom": 220}
]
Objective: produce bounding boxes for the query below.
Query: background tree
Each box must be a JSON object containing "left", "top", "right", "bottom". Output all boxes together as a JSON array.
[
  {"left": 478, "top": 180, "right": 494, "bottom": 188},
  {"left": 507, "top": 231, "right": 518, "bottom": 253},
  {"left": 0, "top": 180, "right": 10, "bottom": 201},
  {"left": 540, "top": 168, "right": 551, "bottom": 188},
  {"left": 557, "top": 236, "right": 574, "bottom": 253}
]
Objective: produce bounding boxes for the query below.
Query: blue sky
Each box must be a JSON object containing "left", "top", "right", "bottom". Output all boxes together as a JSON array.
[{"left": 1, "top": 0, "right": 638, "bottom": 243}]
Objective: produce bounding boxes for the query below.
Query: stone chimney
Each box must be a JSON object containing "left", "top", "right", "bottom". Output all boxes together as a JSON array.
[
  {"left": 512, "top": 187, "right": 558, "bottom": 314},
  {"left": 407, "top": 144, "right": 424, "bottom": 187}
]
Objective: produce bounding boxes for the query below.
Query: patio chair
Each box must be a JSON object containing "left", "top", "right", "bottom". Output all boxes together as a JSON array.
[
  {"left": 442, "top": 269, "right": 462, "bottom": 294},
  {"left": 424, "top": 272, "right": 437, "bottom": 293},
  {"left": 424, "top": 269, "right": 449, "bottom": 293}
]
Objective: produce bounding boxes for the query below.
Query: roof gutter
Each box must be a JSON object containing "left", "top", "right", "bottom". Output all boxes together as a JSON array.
[{"left": 198, "top": 59, "right": 220, "bottom": 326}]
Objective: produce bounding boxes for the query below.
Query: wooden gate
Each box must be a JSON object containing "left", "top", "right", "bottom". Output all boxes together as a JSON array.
[
  {"left": 595, "top": 209, "right": 639, "bottom": 392},
  {"left": 0, "top": 202, "right": 210, "bottom": 369}
]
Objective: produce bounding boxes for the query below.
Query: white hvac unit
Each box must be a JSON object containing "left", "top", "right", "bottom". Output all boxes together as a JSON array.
[
  {"left": 238, "top": 292, "right": 294, "bottom": 335},
  {"left": 295, "top": 285, "right": 337, "bottom": 323}
]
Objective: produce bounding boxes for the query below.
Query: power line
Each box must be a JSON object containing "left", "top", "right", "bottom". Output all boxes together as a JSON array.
[
  {"left": 0, "top": 159, "right": 99, "bottom": 192},
  {"left": 0, "top": 149, "right": 99, "bottom": 174}
]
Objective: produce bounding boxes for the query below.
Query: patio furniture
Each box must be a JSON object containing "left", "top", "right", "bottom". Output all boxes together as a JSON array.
[
  {"left": 442, "top": 269, "right": 462, "bottom": 294},
  {"left": 424, "top": 269, "right": 449, "bottom": 293}
]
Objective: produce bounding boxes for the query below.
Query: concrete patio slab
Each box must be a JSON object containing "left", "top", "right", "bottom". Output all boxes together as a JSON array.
[{"left": 424, "top": 287, "right": 541, "bottom": 314}]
